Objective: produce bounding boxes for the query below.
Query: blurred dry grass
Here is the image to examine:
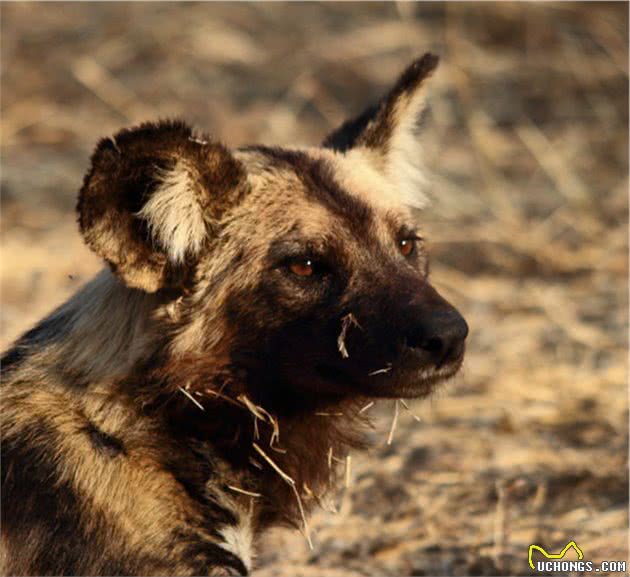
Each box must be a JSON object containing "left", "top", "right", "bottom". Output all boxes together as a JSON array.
[{"left": 1, "top": 2, "right": 628, "bottom": 576}]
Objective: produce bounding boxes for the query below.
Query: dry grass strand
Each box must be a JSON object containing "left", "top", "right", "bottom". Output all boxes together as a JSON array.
[
  {"left": 386, "top": 400, "right": 400, "bottom": 445},
  {"left": 178, "top": 386, "right": 205, "bottom": 411},
  {"left": 337, "top": 313, "right": 361, "bottom": 358},
  {"left": 227, "top": 485, "right": 262, "bottom": 498}
]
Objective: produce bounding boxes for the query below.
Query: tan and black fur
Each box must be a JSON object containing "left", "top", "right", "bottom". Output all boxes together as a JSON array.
[{"left": 1, "top": 54, "right": 468, "bottom": 576}]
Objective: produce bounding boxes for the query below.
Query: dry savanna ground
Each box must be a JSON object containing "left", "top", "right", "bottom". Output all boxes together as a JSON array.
[{"left": 1, "top": 3, "right": 628, "bottom": 576}]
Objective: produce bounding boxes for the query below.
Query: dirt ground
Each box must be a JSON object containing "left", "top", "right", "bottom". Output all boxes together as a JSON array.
[{"left": 1, "top": 3, "right": 628, "bottom": 576}]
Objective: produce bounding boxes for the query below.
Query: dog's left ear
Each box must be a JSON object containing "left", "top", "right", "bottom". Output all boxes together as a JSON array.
[{"left": 323, "top": 53, "right": 439, "bottom": 206}]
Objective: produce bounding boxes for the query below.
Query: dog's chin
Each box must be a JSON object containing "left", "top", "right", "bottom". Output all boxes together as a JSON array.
[
  {"left": 382, "top": 361, "right": 462, "bottom": 398},
  {"left": 310, "top": 355, "right": 464, "bottom": 399},
  {"left": 358, "top": 357, "right": 463, "bottom": 398}
]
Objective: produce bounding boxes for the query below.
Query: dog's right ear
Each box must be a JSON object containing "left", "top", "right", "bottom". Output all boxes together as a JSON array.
[
  {"left": 77, "top": 120, "right": 247, "bottom": 293},
  {"left": 323, "top": 53, "right": 439, "bottom": 208}
]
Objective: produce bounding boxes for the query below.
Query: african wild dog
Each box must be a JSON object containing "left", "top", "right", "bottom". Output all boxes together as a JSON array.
[{"left": 1, "top": 53, "right": 467, "bottom": 576}]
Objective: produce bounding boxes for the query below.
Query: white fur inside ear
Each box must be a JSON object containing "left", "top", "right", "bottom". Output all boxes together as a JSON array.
[
  {"left": 385, "top": 88, "right": 431, "bottom": 209},
  {"left": 328, "top": 146, "right": 427, "bottom": 213},
  {"left": 137, "top": 161, "right": 207, "bottom": 262},
  {"left": 332, "top": 85, "right": 432, "bottom": 211},
  {"left": 387, "top": 126, "right": 430, "bottom": 209}
]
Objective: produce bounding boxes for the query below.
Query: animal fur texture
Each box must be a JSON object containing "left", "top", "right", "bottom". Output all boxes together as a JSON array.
[{"left": 1, "top": 53, "right": 468, "bottom": 576}]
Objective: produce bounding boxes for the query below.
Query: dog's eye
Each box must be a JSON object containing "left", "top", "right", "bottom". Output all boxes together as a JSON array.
[
  {"left": 289, "top": 258, "right": 315, "bottom": 277},
  {"left": 399, "top": 238, "right": 416, "bottom": 257}
]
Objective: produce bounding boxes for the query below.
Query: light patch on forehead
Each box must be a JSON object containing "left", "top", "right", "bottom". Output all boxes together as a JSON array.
[
  {"left": 232, "top": 149, "right": 353, "bottom": 240},
  {"left": 233, "top": 147, "right": 418, "bottom": 257}
]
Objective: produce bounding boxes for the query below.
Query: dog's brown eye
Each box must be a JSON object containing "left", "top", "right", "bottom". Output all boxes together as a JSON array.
[
  {"left": 289, "top": 259, "right": 314, "bottom": 277},
  {"left": 399, "top": 239, "right": 415, "bottom": 257}
]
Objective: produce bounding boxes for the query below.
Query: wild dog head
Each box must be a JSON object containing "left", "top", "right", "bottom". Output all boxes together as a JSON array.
[{"left": 77, "top": 53, "right": 468, "bottom": 409}]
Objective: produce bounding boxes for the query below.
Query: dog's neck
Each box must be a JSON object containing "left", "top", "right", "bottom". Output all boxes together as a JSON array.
[
  {"left": 156, "top": 385, "right": 370, "bottom": 529},
  {"left": 122, "top": 343, "right": 371, "bottom": 529},
  {"left": 31, "top": 269, "right": 163, "bottom": 384},
  {"left": 28, "top": 268, "right": 371, "bottom": 528}
]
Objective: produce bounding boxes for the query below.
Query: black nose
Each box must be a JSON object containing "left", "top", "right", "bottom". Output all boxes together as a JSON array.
[{"left": 406, "top": 309, "right": 468, "bottom": 368}]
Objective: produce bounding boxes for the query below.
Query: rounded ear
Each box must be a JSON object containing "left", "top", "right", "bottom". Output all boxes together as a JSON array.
[
  {"left": 323, "top": 53, "right": 438, "bottom": 153},
  {"left": 77, "top": 120, "right": 247, "bottom": 292},
  {"left": 323, "top": 54, "right": 438, "bottom": 207}
]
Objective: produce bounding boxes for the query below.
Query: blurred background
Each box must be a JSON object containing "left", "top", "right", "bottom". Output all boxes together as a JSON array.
[{"left": 1, "top": 2, "right": 628, "bottom": 575}]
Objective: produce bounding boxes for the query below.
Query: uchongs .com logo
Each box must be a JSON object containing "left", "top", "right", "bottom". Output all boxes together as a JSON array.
[{"left": 528, "top": 541, "right": 626, "bottom": 573}]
